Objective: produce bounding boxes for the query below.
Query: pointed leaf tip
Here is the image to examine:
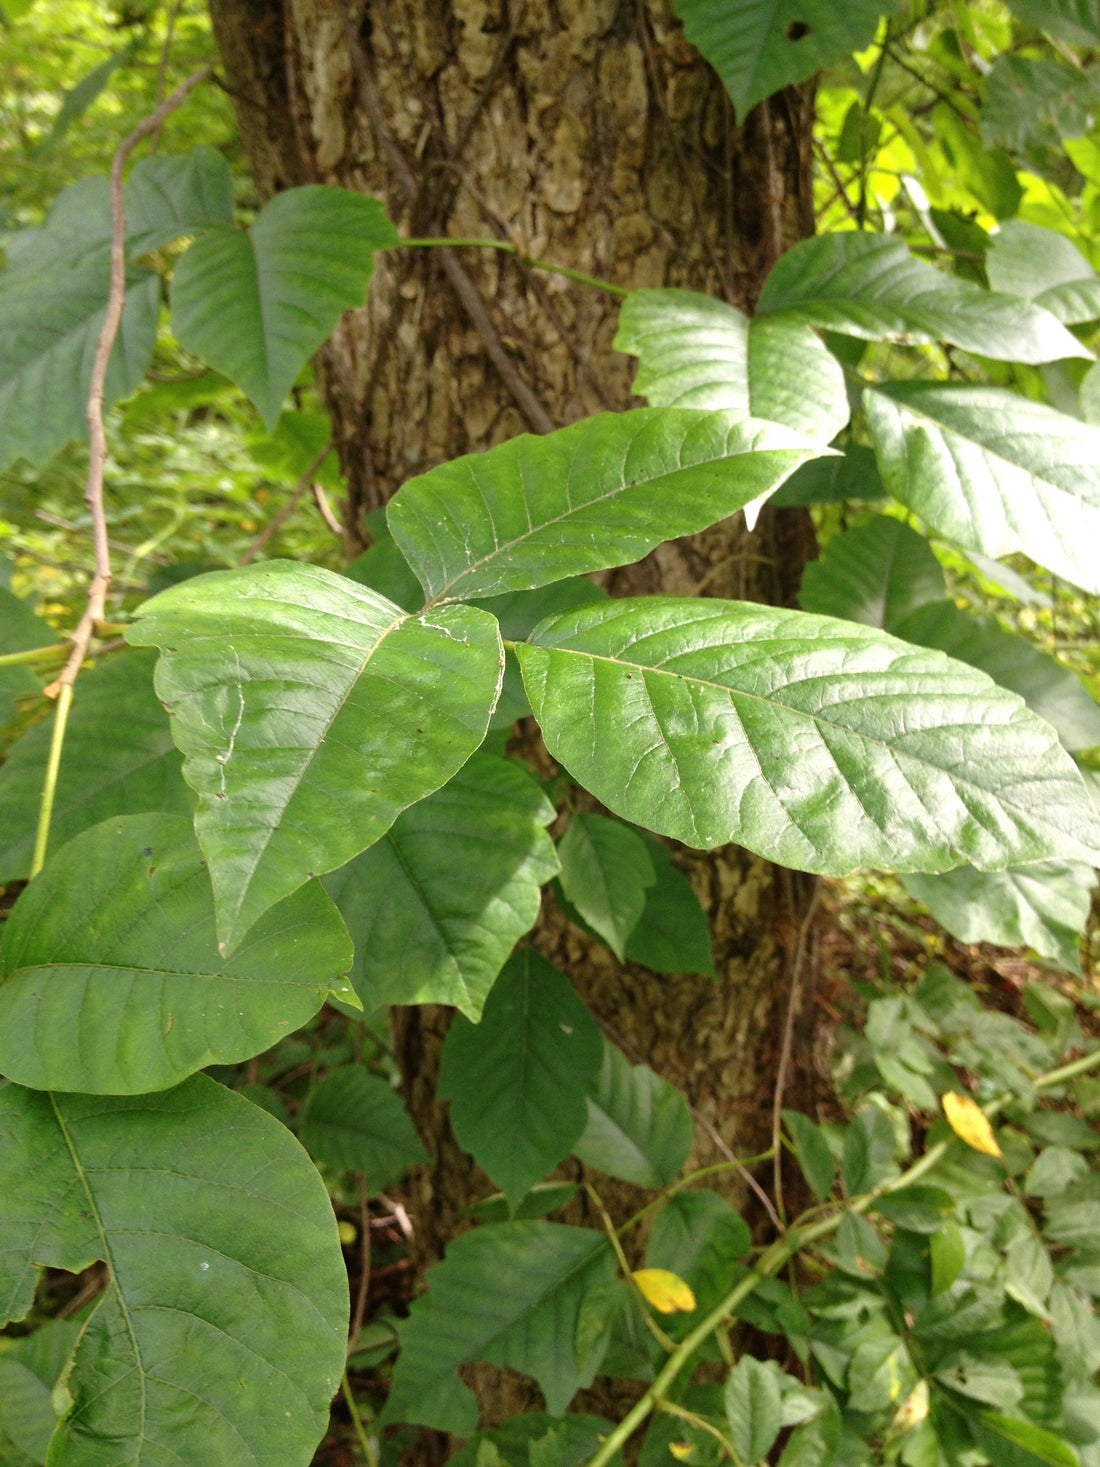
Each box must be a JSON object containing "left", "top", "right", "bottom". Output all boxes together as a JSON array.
[{"left": 943, "top": 1092, "right": 1002, "bottom": 1157}]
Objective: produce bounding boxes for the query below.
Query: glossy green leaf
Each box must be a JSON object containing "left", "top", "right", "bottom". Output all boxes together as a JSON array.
[
  {"left": 383, "top": 1222, "right": 615, "bottom": 1433},
  {"left": 386, "top": 409, "right": 822, "bottom": 603},
  {"left": 298, "top": 1066, "right": 428, "bottom": 1190},
  {"left": 439, "top": 950, "right": 603, "bottom": 1211},
  {"left": 1001, "top": 0, "right": 1100, "bottom": 42},
  {"left": 557, "top": 814, "right": 655, "bottom": 962},
  {"left": 573, "top": 1041, "right": 693, "bottom": 1188},
  {"left": 672, "top": 0, "right": 895, "bottom": 119},
  {"left": 783, "top": 1110, "right": 835, "bottom": 1201},
  {"left": 903, "top": 861, "right": 1094, "bottom": 975},
  {"left": 518, "top": 597, "right": 1100, "bottom": 874},
  {"left": 893, "top": 601, "right": 1100, "bottom": 753},
  {"left": 0, "top": 813, "right": 352, "bottom": 1094},
  {"left": 127, "top": 561, "right": 503, "bottom": 953},
  {"left": 0, "top": 649, "right": 194, "bottom": 882},
  {"left": 323, "top": 754, "right": 557, "bottom": 1019},
  {"left": 623, "top": 839, "right": 715, "bottom": 978},
  {"left": 987, "top": 220, "right": 1100, "bottom": 325},
  {"left": 758, "top": 233, "right": 1088, "bottom": 364},
  {"left": 0, "top": 1076, "right": 347, "bottom": 1466},
  {"left": 171, "top": 186, "right": 398, "bottom": 427},
  {"left": 724, "top": 1356, "right": 783, "bottom": 1465},
  {"left": 865, "top": 381, "right": 1100, "bottom": 594},
  {"left": 799, "top": 517, "right": 946, "bottom": 631},
  {"left": 615, "top": 288, "right": 848, "bottom": 444}
]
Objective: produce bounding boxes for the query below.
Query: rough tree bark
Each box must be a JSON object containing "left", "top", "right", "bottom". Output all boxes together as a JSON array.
[{"left": 209, "top": 0, "right": 823, "bottom": 1447}]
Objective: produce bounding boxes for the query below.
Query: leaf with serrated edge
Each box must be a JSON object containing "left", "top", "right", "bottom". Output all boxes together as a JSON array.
[
  {"left": 0, "top": 649, "right": 193, "bottom": 882},
  {"left": 127, "top": 561, "right": 503, "bottom": 953},
  {"left": 0, "top": 813, "right": 352, "bottom": 1094},
  {"left": 0, "top": 1076, "right": 347, "bottom": 1467},
  {"left": 383, "top": 1222, "right": 615, "bottom": 1433},
  {"left": 386, "top": 408, "right": 824, "bottom": 603},
  {"left": 758, "top": 232, "right": 1088, "bottom": 364},
  {"left": 574, "top": 1041, "right": 693, "bottom": 1188},
  {"left": 614, "top": 288, "right": 848, "bottom": 444},
  {"left": 171, "top": 186, "right": 398, "bottom": 427},
  {"left": 517, "top": 597, "right": 1100, "bottom": 873},
  {"left": 866, "top": 382, "right": 1100, "bottom": 594},
  {"left": 324, "top": 754, "right": 558, "bottom": 1019},
  {"left": 298, "top": 1067, "right": 428, "bottom": 1191},
  {"left": 439, "top": 950, "right": 603, "bottom": 1210}
]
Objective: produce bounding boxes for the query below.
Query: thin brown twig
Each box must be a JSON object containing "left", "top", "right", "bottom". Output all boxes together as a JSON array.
[
  {"left": 237, "top": 440, "right": 334, "bottom": 567},
  {"left": 44, "top": 62, "right": 212, "bottom": 701},
  {"left": 348, "top": 1174, "right": 372, "bottom": 1355},
  {"left": 312, "top": 482, "right": 343, "bottom": 538},
  {"left": 772, "top": 876, "right": 822, "bottom": 1220}
]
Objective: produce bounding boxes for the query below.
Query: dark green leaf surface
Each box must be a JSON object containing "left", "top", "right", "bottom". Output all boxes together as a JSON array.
[
  {"left": 323, "top": 754, "right": 557, "bottom": 1018},
  {"left": 893, "top": 601, "right": 1100, "bottom": 753},
  {"left": 903, "top": 862, "right": 1094, "bottom": 975},
  {"left": 0, "top": 649, "right": 194, "bottom": 882},
  {"left": 865, "top": 381, "right": 1100, "bottom": 593},
  {"left": 383, "top": 1222, "right": 615, "bottom": 1433},
  {"left": 799, "top": 517, "right": 946, "bottom": 631},
  {"left": 783, "top": 1111, "right": 836, "bottom": 1201},
  {"left": 0, "top": 1360, "right": 53, "bottom": 1462},
  {"left": 128, "top": 561, "right": 503, "bottom": 952},
  {"left": 970, "top": 1412, "right": 1081, "bottom": 1467},
  {"left": 987, "top": 220, "right": 1100, "bottom": 325},
  {"left": 615, "top": 288, "right": 848, "bottom": 443},
  {"left": 0, "top": 586, "right": 54, "bottom": 735},
  {"left": 387, "top": 409, "right": 822, "bottom": 603},
  {"left": 646, "top": 1192, "right": 751, "bottom": 1332},
  {"left": 623, "top": 839, "right": 715, "bottom": 978},
  {"left": 449, "top": 1414, "right": 620, "bottom": 1467},
  {"left": 983, "top": 56, "right": 1100, "bottom": 159},
  {"left": 556, "top": 814, "right": 655, "bottom": 962},
  {"left": 574, "top": 1041, "right": 693, "bottom": 1188},
  {"left": 439, "top": 950, "right": 603, "bottom": 1210},
  {"left": 0, "top": 814, "right": 352, "bottom": 1093},
  {"left": 0, "top": 1076, "right": 347, "bottom": 1466},
  {"left": 171, "top": 186, "right": 398, "bottom": 427},
  {"left": 842, "top": 1108, "right": 897, "bottom": 1194},
  {"left": 1001, "top": 0, "right": 1100, "bottom": 42},
  {"left": 758, "top": 233, "right": 1088, "bottom": 364},
  {"left": 771, "top": 444, "right": 886, "bottom": 506},
  {"left": 298, "top": 1066, "right": 428, "bottom": 1190},
  {"left": 672, "top": 0, "right": 894, "bottom": 118},
  {"left": 518, "top": 597, "right": 1100, "bottom": 874}
]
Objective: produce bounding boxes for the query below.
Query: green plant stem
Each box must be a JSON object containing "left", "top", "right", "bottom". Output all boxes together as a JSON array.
[
  {"left": 584, "top": 1048, "right": 1100, "bottom": 1467},
  {"left": 29, "top": 682, "right": 73, "bottom": 878},
  {"left": 655, "top": 1396, "right": 739, "bottom": 1459},
  {"left": 398, "top": 238, "right": 630, "bottom": 298},
  {"left": 619, "top": 1154, "right": 774, "bottom": 1237},
  {"left": 0, "top": 643, "right": 69, "bottom": 669},
  {"left": 340, "top": 1370, "right": 378, "bottom": 1467}
]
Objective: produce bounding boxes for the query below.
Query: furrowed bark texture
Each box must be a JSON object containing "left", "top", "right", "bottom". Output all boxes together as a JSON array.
[{"left": 210, "top": 0, "right": 822, "bottom": 1448}]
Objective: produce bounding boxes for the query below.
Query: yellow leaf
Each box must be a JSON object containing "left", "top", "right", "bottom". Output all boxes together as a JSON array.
[
  {"left": 668, "top": 1444, "right": 694, "bottom": 1461},
  {"left": 631, "top": 1268, "right": 697, "bottom": 1314},
  {"left": 942, "top": 1092, "right": 1001, "bottom": 1157}
]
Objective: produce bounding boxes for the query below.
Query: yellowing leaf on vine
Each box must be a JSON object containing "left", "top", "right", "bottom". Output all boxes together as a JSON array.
[
  {"left": 942, "top": 1092, "right": 1002, "bottom": 1157},
  {"left": 631, "top": 1268, "right": 697, "bottom": 1314},
  {"left": 668, "top": 1444, "right": 694, "bottom": 1461}
]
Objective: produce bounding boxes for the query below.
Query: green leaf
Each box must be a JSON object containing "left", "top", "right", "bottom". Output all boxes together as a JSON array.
[
  {"left": 557, "top": 815, "right": 656, "bottom": 962},
  {"left": 623, "top": 840, "right": 716, "bottom": 978},
  {"left": 930, "top": 1219, "right": 967, "bottom": 1297},
  {"left": 323, "top": 754, "right": 557, "bottom": 1019},
  {"left": 842, "top": 1108, "right": 897, "bottom": 1194},
  {"left": 771, "top": 444, "right": 886, "bottom": 507},
  {"left": 987, "top": 221, "right": 1100, "bottom": 325},
  {"left": 383, "top": 1222, "right": 615, "bottom": 1433},
  {"left": 0, "top": 1360, "right": 53, "bottom": 1463},
  {"left": 724, "top": 1356, "right": 783, "bottom": 1465},
  {"left": 36, "top": 49, "right": 131, "bottom": 157},
  {"left": 298, "top": 1066, "right": 428, "bottom": 1190},
  {"left": 646, "top": 1192, "right": 751, "bottom": 1332},
  {"left": 876, "top": 1186, "right": 956, "bottom": 1233},
  {"left": 758, "top": 233, "right": 1088, "bottom": 364},
  {"left": 970, "top": 1412, "right": 1081, "bottom": 1467},
  {"left": 799, "top": 518, "right": 946, "bottom": 631},
  {"left": 1001, "top": 0, "right": 1100, "bottom": 42},
  {"left": 1005, "top": 1231, "right": 1054, "bottom": 1317},
  {"left": 439, "top": 950, "right": 603, "bottom": 1211},
  {"left": 0, "top": 1076, "right": 347, "bottom": 1466},
  {"left": 847, "top": 1334, "right": 917, "bottom": 1413},
  {"left": 902, "top": 861, "right": 1094, "bottom": 975},
  {"left": 125, "top": 147, "right": 236, "bottom": 254},
  {"left": 573, "top": 1041, "right": 693, "bottom": 1188},
  {"left": 0, "top": 813, "right": 352, "bottom": 1094},
  {"left": 983, "top": 55, "right": 1100, "bottom": 159},
  {"left": 0, "top": 649, "right": 194, "bottom": 882},
  {"left": 893, "top": 601, "right": 1100, "bottom": 753},
  {"left": 867, "top": 381, "right": 1100, "bottom": 593},
  {"left": 386, "top": 409, "right": 823, "bottom": 603},
  {"left": 171, "top": 186, "right": 398, "bottom": 428},
  {"left": 672, "top": 0, "right": 896, "bottom": 120},
  {"left": 449, "top": 1414, "right": 620, "bottom": 1467},
  {"left": 615, "top": 288, "right": 848, "bottom": 444},
  {"left": 517, "top": 597, "right": 1100, "bottom": 873},
  {"left": 127, "top": 561, "right": 503, "bottom": 953},
  {"left": 783, "top": 1111, "right": 836, "bottom": 1201},
  {"left": 0, "top": 587, "right": 55, "bottom": 734}
]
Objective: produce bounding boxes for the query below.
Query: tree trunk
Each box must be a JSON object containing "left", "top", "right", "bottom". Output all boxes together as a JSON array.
[{"left": 209, "top": 0, "right": 823, "bottom": 1445}]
